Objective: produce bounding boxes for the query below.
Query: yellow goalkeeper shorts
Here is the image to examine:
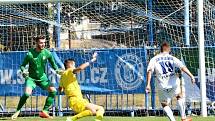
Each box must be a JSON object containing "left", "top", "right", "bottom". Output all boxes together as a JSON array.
[{"left": 69, "top": 97, "right": 89, "bottom": 113}]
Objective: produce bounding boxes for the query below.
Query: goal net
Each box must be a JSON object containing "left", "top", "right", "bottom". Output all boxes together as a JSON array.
[{"left": 0, "top": 0, "right": 214, "bottom": 118}]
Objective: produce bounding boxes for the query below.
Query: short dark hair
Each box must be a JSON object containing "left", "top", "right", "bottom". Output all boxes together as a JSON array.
[
  {"left": 35, "top": 35, "right": 45, "bottom": 42},
  {"left": 160, "top": 42, "right": 170, "bottom": 52},
  {"left": 64, "top": 58, "right": 75, "bottom": 69}
]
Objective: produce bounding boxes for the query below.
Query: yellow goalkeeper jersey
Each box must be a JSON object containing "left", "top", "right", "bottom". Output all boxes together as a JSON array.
[{"left": 59, "top": 68, "right": 83, "bottom": 98}]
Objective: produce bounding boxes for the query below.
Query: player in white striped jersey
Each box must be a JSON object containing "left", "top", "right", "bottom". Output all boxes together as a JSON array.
[{"left": 146, "top": 42, "right": 195, "bottom": 121}]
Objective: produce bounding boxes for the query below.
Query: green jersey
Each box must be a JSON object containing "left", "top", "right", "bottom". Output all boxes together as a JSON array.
[{"left": 20, "top": 48, "right": 58, "bottom": 80}]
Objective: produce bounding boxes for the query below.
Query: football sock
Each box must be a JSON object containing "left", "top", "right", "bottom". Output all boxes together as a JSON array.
[
  {"left": 177, "top": 97, "right": 186, "bottom": 119},
  {"left": 16, "top": 93, "right": 30, "bottom": 111},
  {"left": 163, "top": 106, "right": 176, "bottom": 121},
  {"left": 43, "top": 91, "right": 56, "bottom": 111},
  {"left": 72, "top": 110, "right": 93, "bottom": 120}
]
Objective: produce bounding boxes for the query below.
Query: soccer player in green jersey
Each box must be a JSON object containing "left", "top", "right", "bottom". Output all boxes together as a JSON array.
[{"left": 11, "top": 36, "right": 61, "bottom": 120}]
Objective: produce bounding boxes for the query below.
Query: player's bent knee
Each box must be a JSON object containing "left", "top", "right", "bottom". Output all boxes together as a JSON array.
[
  {"left": 86, "top": 104, "right": 97, "bottom": 115},
  {"left": 98, "top": 106, "right": 104, "bottom": 111},
  {"left": 25, "top": 87, "right": 33, "bottom": 94},
  {"left": 89, "top": 108, "right": 96, "bottom": 115},
  {"left": 48, "top": 86, "right": 57, "bottom": 92}
]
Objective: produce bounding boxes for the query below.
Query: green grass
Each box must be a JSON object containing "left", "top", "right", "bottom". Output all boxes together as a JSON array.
[{"left": 2, "top": 116, "right": 215, "bottom": 121}]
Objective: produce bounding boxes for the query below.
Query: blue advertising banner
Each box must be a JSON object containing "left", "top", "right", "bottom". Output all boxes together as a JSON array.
[{"left": 0, "top": 48, "right": 147, "bottom": 96}]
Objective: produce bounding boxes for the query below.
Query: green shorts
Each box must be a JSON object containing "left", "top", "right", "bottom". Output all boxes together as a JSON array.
[{"left": 25, "top": 75, "right": 54, "bottom": 90}]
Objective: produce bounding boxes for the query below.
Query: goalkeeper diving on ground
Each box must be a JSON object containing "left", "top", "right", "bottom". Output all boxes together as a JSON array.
[{"left": 59, "top": 52, "right": 105, "bottom": 121}]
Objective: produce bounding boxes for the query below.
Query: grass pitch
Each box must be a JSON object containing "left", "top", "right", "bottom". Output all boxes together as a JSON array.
[{"left": 2, "top": 116, "right": 215, "bottom": 121}]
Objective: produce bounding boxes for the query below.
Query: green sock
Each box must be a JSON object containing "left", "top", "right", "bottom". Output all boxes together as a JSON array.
[
  {"left": 43, "top": 91, "right": 56, "bottom": 111},
  {"left": 16, "top": 93, "right": 30, "bottom": 111}
]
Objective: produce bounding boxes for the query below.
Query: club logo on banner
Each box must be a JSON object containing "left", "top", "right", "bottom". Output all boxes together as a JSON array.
[{"left": 115, "top": 53, "right": 144, "bottom": 90}]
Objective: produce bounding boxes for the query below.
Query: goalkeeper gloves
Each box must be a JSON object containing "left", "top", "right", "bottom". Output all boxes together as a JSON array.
[{"left": 89, "top": 52, "right": 98, "bottom": 64}]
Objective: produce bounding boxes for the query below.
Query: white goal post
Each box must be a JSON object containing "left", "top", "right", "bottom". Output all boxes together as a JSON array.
[{"left": 198, "top": 0, "right": 207, "bottom": 117}]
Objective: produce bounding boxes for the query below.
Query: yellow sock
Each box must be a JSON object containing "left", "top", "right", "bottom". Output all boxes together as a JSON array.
[
  {"left": 96, "top": 106, "right": 104, "bottom": 120},
  {"left": 72, "top": 110, "right": 93, "bottom": 120}
]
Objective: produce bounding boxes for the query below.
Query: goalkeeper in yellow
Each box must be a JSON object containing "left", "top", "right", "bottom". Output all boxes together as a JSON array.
[
  {"left": 11, "top": 36, "right": 62, "bottom": 120},
  {"left": 59, "top": 52, "right": 104, "bottom": 121}
]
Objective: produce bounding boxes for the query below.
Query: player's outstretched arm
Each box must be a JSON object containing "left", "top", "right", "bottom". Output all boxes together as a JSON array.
[
  {"left": 73, "top": 52, "right": 98, "bottom": 74},
  {"left": 181, "top": 67, "right": 195, "bottom": 84}
]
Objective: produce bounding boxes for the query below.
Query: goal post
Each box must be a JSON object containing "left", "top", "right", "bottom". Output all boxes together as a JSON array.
[{"left": 198, "top": 0, "right": 207, "bottom": 117}]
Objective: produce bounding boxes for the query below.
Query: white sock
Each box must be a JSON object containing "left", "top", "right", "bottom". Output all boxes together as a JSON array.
[
  {"left": 177, "top": 98, "right": 186, "bottom": 119},
  {"left": 163, "top": 106, "right": 176, "bottom": 121}
]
